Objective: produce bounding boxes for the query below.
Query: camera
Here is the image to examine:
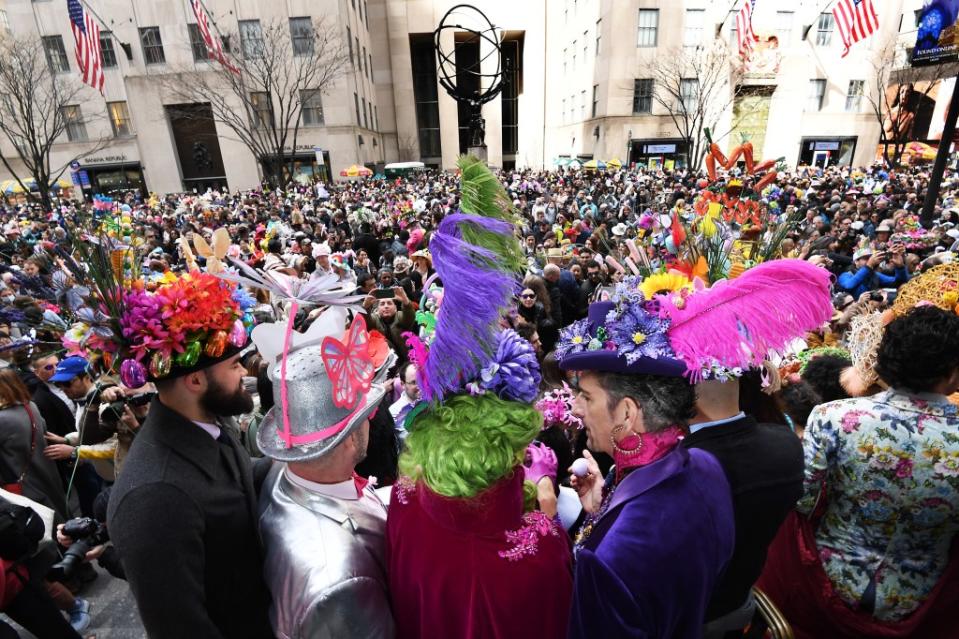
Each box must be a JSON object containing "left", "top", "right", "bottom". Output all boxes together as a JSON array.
[
  {"left": 100, "top": 391, "right": 155, "bottom": 423},
  {"left": 48, "top": 517, "right": 110, "bottom": 582}
]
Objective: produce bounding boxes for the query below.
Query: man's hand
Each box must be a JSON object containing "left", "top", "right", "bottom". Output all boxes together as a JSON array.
[
  {"left": 569, "top": 450, "right": 604, "bottom": 514},
  {"left": 99, "top": 386, "right": 124, "bottom": 403},
  {"left": 866, "top": 252, "right": 883, "bottom": 269},
  {"left": 393, "top": 286, "right": 409, "bottom": 304},
  {"left": 44, "top": 432, "right": 67, "bottom": 445},
  {"left": 44, "top": 444, "right": 76, "bottom": 461}
]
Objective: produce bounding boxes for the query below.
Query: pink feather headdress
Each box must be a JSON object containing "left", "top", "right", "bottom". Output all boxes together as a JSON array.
[{"left": 660, "top": 259, "right": 833, "bottom": 381}]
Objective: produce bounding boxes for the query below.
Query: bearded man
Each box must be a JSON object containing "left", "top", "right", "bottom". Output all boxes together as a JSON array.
[{"left": 108, "top": 350, "right": 273, "bottom": 638}]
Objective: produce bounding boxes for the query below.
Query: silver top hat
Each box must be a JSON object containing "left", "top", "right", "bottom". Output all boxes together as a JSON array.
[{"left": 253, "top": 310, "right": 385, "bottom": 462}]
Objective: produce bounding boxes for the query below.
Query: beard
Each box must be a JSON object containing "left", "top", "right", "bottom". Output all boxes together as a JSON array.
[{"left": 200, "top": 373, "right": 254, "bottom": 417}]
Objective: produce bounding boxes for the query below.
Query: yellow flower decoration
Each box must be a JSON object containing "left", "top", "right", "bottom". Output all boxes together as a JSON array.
[
  {"left": 640, "top": 272, "right": 692, "bottom": 300},
  {"left": 632, "top": 332, "right": 647, "bottom": 345},
  {"left": 943, "top": 290, "right": 959, "bottom": 308}
]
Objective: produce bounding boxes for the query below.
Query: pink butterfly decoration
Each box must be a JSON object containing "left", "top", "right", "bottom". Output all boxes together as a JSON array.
[{"left": 322, "top": 315, "right": 375, "bottom": 409}]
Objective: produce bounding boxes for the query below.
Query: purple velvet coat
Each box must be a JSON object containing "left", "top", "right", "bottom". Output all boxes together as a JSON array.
[{"left": 569, "top": 446, "right": 735, "bottom": 639}]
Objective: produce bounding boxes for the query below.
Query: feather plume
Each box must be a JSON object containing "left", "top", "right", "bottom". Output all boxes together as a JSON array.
[
  {"left": 418, "top": 156, "right": 526, "bottom": 401},
  {"left": 420, "top": 216, "right": 518, "bottom": 400},
  {"left": 662, "top": 259, "right": 833, "bottom": 381}
]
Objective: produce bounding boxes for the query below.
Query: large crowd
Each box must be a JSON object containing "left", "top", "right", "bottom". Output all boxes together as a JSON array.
[{"left": 0, "top": 156, "right": 956, "bottom": 639}]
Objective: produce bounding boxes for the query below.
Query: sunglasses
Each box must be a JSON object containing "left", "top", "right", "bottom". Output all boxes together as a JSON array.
[{"left": 520, "top": 293, "right": 536, "bottom": 299}]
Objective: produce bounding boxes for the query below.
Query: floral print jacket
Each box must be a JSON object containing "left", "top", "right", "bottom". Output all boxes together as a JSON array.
[{"left": 799, "top": 389, "right": 959, "bottom": 621}]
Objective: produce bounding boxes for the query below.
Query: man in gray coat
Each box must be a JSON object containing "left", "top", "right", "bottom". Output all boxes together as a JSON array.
[
  {"left": 255, "top": 311, "right": 394, "bottom": 639},
  {"left": 107, "top": 350, "right": 273, "bottom": 639}
]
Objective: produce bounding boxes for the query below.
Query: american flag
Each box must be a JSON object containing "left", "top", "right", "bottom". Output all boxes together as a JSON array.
[
  {"left": 736, "top": 0, "right": 758, "bottom": 59},
  {"left": 67, "top": 0, "right": 104, "bottom": 93},
  {"left": 190, "top": 0, "right": 240, "bottom": 75},
  {"left": 833, "top": 0, "right": 879, "bottom": 58}
]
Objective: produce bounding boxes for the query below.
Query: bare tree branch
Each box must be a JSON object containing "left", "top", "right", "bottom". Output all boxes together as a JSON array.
[
  {"left": 0, "top": 34, "right": 111, "bottom": 210},
  {"left": 159, "top": 17, "right": 348, "bottom": 187},
  {"left": 639, "top": 42, "right": 750, "bottom": 170}
]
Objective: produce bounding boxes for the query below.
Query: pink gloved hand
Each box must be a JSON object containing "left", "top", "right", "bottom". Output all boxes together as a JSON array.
[{"left": 523, "top": 441, "right": 558, "bottom": 486}]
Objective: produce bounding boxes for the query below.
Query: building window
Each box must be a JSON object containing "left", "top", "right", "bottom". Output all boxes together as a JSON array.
[
  {"left": 595, "top": 20, "right": 601, "bottom": 55},
  {"left": 362, "top": 97, "right": 368, "bottom": 128},
  {"left": 633, "top": 78, "right": 653, "bottom": 114},
  {"left": 99, "top": 32, "right": 118, "bottom": 68},
  {"left": 365, "top": 0, "right": 369, "bottom": 29},
  {"left": 501, "top": 39, "right": 519, "bottom": 154},
  {"left": 347, "top": 26, "right": 353, "bottom": 66},
  {"left": 684, "top": 9, "right": 704, "bottom": 48},
  {"left": 637, "top": 9, "right": 658, "bottom": 47},
  {"left": 139, "top": 27, "right": 165, "bottom": 65},
  {"left": 355, "top": 37, "right": 360, "bottom": 67},
  {"left": 570, "top": 94, "right": 575, "bottom": 121},
  {"left": 808, "top": 79, "right": 826, "bottom": 111},
  {"left": 562, "top": 98, "right": 566, "bottom": 123},
  {"left": 374, "top": 105, "right": 378, "bottom": 130},
  {"left": 572, "top": 40, "right": 576, "bottom": 68},
  {"left": 563, "top": 48, "right": 567, "bottom": 74},
  {"left": 680, "top": 78, "right": 699, "bottom": 112},
  {"left": 61, "top": 105, "right": 87, "bottom": 142},
  {"left": 368, "top": 101, "right": 373, "bottom": 130},
  {"left": 816, "top": 13, "right": 834, "bottom": 47},
  {"left": 301, "top": 89, "right": 324, "bottom": 125},
  {"left": 591, "top": 84, "right": 599, "bottom": 118},
  {"left": 411, "top": 35, "right": 441, "bottom": 157},
  {"left": 728, "top": 10, "right": 738, "bottom": 46},
  {"left": 845, "top": 80, "right": 864, "bottom": 112},
  {"left": 290, "top": 17, "right": 314, "bottom": 56},
  {"left": 42, "top": 36, "right": 70, "bottom": 73},
  {"left": 580, "top": 89, "right": 586, "bottom": 119},
  {"left": 776, "top": 11, "right": 794, "bottom": 44},
  {"left": 583, "top": 31, "right": 588, "bottom": 61},
  {"left": 357, "top": 0, "right": 363, "bottom": 23},
  {"left": 368, "top": 53, "right": 373, "bottom": 79},
  {"left": 0, "top": 10, "right": 9, "bottom": 34},
  {"left": 362, "top": 46, "right": 368, "bottom": 77},
  {"left": 239, "top": 20, "right": 263, "bottom": 59},
  {"left": 250, "top": 92, "right": 273, "bottom": 128},
  {"left": 187, "top": 24, "right": 209, "bottom": 61},
  {"left": 108, "top": 101, "right": 133, "bottom": 137},
  {"left": 354, "top": 92, "right": 360, "bottom": 125}
]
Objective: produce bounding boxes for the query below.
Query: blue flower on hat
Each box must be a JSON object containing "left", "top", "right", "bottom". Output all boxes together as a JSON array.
[
  {"left": 556, "top": 319, "right": 592, "bottom": 359},
  {"left": 606, "top": 304, "right": 673, "bottom": 365}
]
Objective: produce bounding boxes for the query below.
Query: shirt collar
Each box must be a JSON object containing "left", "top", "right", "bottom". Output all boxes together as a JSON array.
[
  {"left": 192, "top": 420, "right": 221, "bottom": 440},
  {"left": 285, "top": 469, "right": 360, "bottom": 501},
  {"left": 687, "top": 412, "right": 746, "bottom": 435}
]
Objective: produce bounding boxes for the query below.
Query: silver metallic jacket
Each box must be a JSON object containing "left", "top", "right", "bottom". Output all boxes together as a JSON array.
[{"left": 258, "top": 464, "right": 395, "bottom": 639}]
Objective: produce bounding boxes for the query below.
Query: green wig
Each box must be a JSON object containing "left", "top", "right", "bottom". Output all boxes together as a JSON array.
[{"left": 400, "top": 393, "right": 541, "bottom": 507}]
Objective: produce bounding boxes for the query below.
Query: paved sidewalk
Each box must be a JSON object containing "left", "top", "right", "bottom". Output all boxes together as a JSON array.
[{"left": 2, "top": 565, "right": 146, "bottom": 638}]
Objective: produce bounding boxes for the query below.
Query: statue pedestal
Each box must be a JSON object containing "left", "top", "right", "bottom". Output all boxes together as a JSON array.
[{"left": 467, "top": 145, "right": 488, "bottom": 162}]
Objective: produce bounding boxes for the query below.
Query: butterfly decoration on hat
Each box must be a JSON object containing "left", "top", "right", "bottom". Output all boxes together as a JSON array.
[{"left": 322, "top": 315, "right": 374, "bottom": 409}]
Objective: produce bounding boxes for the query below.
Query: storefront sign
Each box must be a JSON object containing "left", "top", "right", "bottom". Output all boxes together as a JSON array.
[
  {"left": 83, "top": 155, "right": 129, "bottom": 164},
  {"left": 78, "top": 170, "right": 90, "bottom": 188},
  {"left": 645, "top": 144, "right": 677, "bottom": 154},
  {"left": 813, "top": 141, "right": 840, "bottom": 151},
  {"left": 314, "top": 146, "right": 325, "bottom": 165}
]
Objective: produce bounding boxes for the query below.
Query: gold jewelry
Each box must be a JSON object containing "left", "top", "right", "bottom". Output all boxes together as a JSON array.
[{"left": 610, "top": 424, "right": 643, "bottom": 456}]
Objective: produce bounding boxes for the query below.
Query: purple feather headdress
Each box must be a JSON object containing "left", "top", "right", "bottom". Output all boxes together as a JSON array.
[
  {"left": 419, "top": 213, "right": 519, "bottom": 400},
  {"left": 414, "top": 156, "right": 529, "bottom": 403}
]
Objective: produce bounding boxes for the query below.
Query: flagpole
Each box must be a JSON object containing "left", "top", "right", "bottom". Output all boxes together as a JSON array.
[
  {"left": 802, "top": 0, "right": 840, "bottom": 40},
  {"left": 76, "top": 0, "right": 131, "bottom": 49},
  {"left": 715, "top": 0, "right": 743, "bottom": 38}
]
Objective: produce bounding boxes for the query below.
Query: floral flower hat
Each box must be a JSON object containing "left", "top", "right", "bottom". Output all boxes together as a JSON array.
[{"left": 557, "top": 259, "right": 834, "bottom": 381}]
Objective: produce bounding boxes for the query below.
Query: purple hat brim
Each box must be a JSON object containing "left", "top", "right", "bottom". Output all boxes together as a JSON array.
[{"left": 559, "top": 349, "right": 688, "bottom": 377}]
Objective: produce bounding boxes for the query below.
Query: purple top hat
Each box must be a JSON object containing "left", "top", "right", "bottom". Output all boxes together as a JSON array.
[{"left": 556, "top": 301, "right": 687, "bottom": 377}]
